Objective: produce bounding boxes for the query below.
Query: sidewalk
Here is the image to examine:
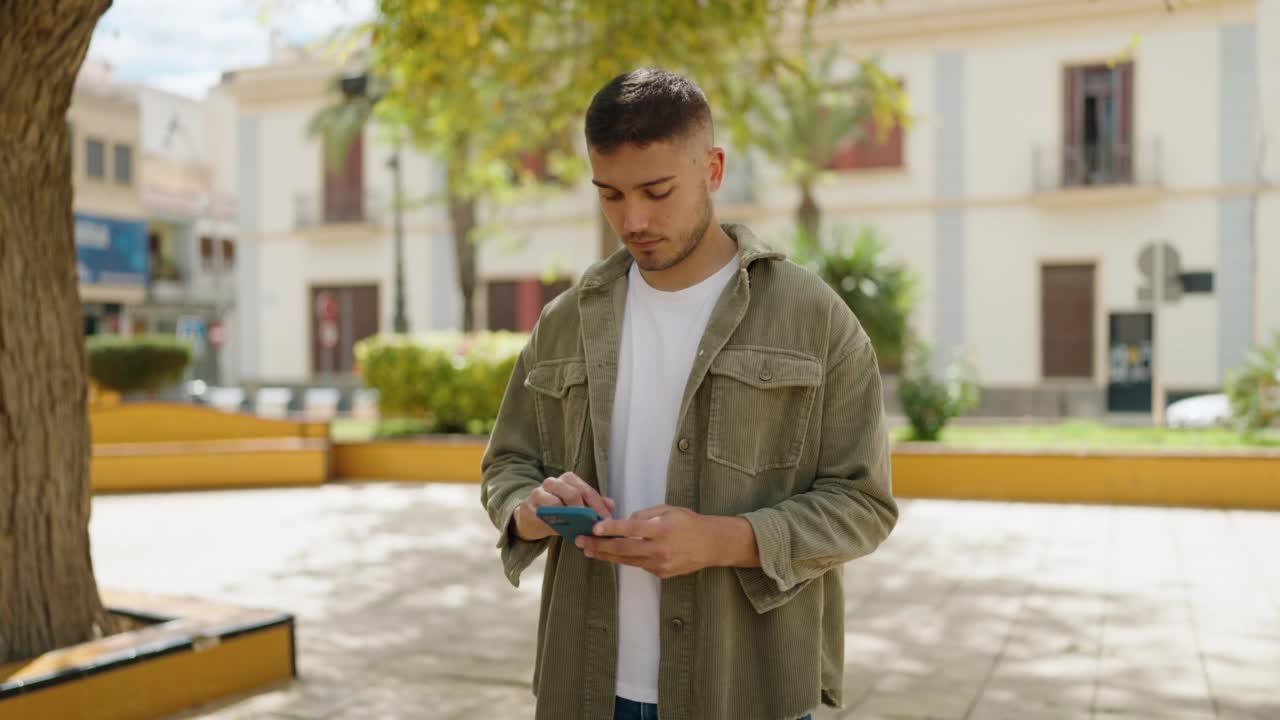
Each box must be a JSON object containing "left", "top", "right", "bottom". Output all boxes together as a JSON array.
[{"left": 89, "top": 483, "right": 1280, "bottom": 719}]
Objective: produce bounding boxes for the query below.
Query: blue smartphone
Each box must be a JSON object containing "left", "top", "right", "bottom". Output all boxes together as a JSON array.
[{"left": 536, "top": 506, "right": 610, "bottom": 544}]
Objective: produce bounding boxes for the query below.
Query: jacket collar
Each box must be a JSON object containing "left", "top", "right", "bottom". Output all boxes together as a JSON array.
[{"left": 579, "top": 222, "right": 785, "bottom": 291}]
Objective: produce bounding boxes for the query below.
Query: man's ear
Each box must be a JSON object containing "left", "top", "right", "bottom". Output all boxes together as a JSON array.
[{"left": 706, "top": 146, "right": 726, "bottom": 192}]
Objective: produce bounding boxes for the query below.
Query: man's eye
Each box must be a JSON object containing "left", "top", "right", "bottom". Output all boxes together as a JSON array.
[
  {"left": 647, "top": 188, "right": 673, "bottom": 200},
  {"left": 601, "top": 193, "right": 623, "bottom": 202}
]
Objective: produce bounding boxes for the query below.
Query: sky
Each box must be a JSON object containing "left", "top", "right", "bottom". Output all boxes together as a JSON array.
[{"left": 86, "top": 0, "right": 375, "bottom": 98}]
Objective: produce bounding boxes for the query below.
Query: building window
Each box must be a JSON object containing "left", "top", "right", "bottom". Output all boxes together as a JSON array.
[
  {"left": 1062, "top": 62, "right": 1134, "bottom": 186},
  {"left": 200, "top": 236, "right": 215, "bottom": 270},
  {"left": 1042, "top": 264, "right": 1096, "bottom": 378},
  {"left": 829, "top": 120, "right": 904, "bottom": 171},
  {"left": 149, "top": 231, "right": 180, "bottom": 282},
  {"left": 221, "top": 238, "right": 235, "bottom": 269},
  {"left": 322, "top": 129, "right": 365, "bottom": 223},
  {"left": 487, "top": 278, "right": 572, "bottom": 332},
  {"left": 86, "top": 138, "right": 105, "bottom": 179},
  {"left": 828, "top": 80, "right": 906, "bottom": 172},
  {"left": 113, "top": 144, "right": 133, "bottom": 184}
]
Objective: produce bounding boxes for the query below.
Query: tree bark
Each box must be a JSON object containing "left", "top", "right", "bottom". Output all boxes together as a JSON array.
[
  {"left": 447, "top": 186, "right": 478, "bottom": 333},
  {"left": 796, "top": 181, "right": 820, "bottom": 254},
  {"left": 0, "top": 0, "right": 116, "bottom": 664}
]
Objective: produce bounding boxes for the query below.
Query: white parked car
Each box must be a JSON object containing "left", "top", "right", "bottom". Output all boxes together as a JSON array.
[{"left": 1165, "top": 393, "right": 1232, "bottom": 429}]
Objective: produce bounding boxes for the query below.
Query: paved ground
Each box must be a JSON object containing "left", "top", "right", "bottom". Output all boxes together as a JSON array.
[{"left": 89, "top": 483, "right": 1280, "bottom": 719}]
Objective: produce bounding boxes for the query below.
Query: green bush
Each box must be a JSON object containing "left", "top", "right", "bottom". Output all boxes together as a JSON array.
[
  {"left": 355, "top": 331, "right": 527, "bottom": 435},
  {"left": 897, "top": 342, "right": 980, "bottom": 442},
  {"left": 86, "top": 334, "right": 193, "bottom": 396},
  {"left": 1226, "top": 332, "right": 1280, "bottom": 434},
  {"left": 792, "top": 225, "right": 915, "bottom": 371}
]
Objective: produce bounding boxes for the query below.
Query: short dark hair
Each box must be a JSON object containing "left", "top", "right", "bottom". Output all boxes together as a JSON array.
[{"left": 585, "top": 68, "right": 713, "bottom": 153}]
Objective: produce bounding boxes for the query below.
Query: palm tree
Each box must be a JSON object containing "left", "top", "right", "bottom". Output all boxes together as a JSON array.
[{"left": 733, "top": 34, "right": 908, "bottom": 254}]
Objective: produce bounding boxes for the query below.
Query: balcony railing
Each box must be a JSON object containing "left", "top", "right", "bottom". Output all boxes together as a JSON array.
[
  {"left": 294, "top": 190, "right": 384, "bottom": 228},
  {"left": 1033, "top": 138, "right": 1162, "bottom": 193}
]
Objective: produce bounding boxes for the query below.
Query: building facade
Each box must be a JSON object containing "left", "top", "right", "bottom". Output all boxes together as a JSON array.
[
  {"left": 224, "top": 0, "right": 1280, "bottom": 418},
  {"left": 134, "top": 85, "right": 240, "bottom": 384},
  {"left": 762, "top": 0, "right": 1280, "bottom": 416},
  {"left": 70, "top": 68, "right": 148, "bottom": 336}
]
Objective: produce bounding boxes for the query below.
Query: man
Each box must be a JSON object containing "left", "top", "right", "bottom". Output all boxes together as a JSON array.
[{"left": 481, "top": 68, "right": 897, "bottom": 720}]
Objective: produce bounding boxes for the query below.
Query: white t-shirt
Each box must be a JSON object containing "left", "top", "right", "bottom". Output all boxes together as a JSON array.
[{"left": 608, "top": 256, "right": 739, "bottom": 703}]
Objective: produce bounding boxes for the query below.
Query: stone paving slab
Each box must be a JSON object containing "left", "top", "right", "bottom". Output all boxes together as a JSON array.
[{"left": 87, "top": 483, "right": 1280, "bottom": 719}]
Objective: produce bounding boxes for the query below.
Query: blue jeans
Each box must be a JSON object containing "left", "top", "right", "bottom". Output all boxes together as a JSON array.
[{"left": 613, "top": 696, "right": 811, "bottom": 720}]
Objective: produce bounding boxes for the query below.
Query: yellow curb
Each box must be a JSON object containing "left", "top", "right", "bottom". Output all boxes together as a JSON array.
[
  {"left": 332, "top": 437, "right": 487, "bottom": 483},
  {"left": 91, "top": 403, "right": 328, "bottom": 445},
  {"left": 331, "top": 438, "right": 1280, "bottom": 510},
  {"left": 892, "top": 446, "right": 1280, "bottom": 510}
]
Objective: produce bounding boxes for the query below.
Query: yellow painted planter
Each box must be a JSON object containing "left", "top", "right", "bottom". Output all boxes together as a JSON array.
[
  {"left": 0, "top": 591, "right": 294, "bottom": 720},
  {"left": 92, "top": 439, "right": 329, "bottom": 493},
  {"left": 90, "top": 403, "right": 330, "bottom": 492},
  {"left": 892, "top": 445, "right": 1280, "bottom": 510},
  {"left": 332, "top": 437, "right": 1280, "bottom": 511},
  {"left": 332, "top": 437, "right": 487, "bottom": 483},
  {"left": 90, "top": 403, "right": 327, "bottom": 444}
]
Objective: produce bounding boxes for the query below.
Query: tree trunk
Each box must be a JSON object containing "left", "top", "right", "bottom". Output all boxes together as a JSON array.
[
  {"left": 795, "top": 181, "right": 820, "bottom": 255},
  {"left": 447, "top": 186, "right": 478, "bottom": 333},
  {"left": 0, "top": 0, "right": 116, "bottom": 664},
  {"left": 597, "top": 207, "right": 617, "bottom": 262}
]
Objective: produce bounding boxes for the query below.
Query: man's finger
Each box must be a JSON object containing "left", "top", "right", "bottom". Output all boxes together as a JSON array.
[
  {"left": 593, "top": 516, "right": 662, "bottom": 540},
  {"left": 543, "top": 477, "right": 585, "bottom": 507},
  {"left": 528, "top": 487, "right": 564, "bottom": 508},
  {"left": 561, "top": 473, "right": 613, "bottom": 520},
  {"left": 580, "top": 537, "right": 662, "bottom": 562},
  {"left": 630, "top": 504, "right": 674, "bottom": 522}
]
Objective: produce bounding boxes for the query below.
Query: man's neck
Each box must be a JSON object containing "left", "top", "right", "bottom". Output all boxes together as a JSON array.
[{"left": 639, "top": 223, "right": 737, "bottom": 292}]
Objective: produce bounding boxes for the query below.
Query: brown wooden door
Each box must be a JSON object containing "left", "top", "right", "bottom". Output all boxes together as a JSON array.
[
  {"left": 312, "top": 284, "right": 379, "bottom": 375},
  {"left": 486, "top": 280, "right": 518, "bottom": 331},
  {"left": 487, "top": 277, "right": 572, "bottom": 332},
  {"left": 1042, "top": 264, "right": 1095, "bottom": 378}
]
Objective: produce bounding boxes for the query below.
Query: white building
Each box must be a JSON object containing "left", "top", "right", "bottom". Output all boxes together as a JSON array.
[
  {"left": 70, "top": 65, "right": 147, "bottom": 335},
  {"left": 218, "top": 44, "right": 600, "bottom": 390},
  {"left": 759, "top": 0, "right": 1280, "bottom": 415},
  {"left": 135, "top": 85, "right": 239, "bottom": 384},
  {"left": 224, "top": 0, "right": 1280, "bottom": 417},
  {"left": 69, "top": 63, "right": 241, "bottom": 386}
]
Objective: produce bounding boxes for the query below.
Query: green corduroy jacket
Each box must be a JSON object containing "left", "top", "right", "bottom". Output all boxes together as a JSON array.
[{"left": 480, "top": 223, "right": 897, "bottom": 720}]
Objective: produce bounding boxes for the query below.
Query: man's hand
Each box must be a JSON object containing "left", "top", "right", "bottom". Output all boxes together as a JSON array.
[
  {"left": 578, "top": 505, "right": 755, "bottom": 579},
  {"left": 512, "top": 472, "right": 615, "bottom": 542}
]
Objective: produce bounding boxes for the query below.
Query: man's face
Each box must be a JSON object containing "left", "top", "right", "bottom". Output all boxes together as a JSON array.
[{"left": 588, "top": 138, "right": 725, "bottom": 272}]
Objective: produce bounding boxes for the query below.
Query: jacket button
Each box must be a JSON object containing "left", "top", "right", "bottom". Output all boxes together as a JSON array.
[
  {"left": 759, "top": 368, "right": 773, "bottom": 382},
  {"left": 670, "top": 618, "right": 684, "bottom": 631},
  {"left": 677, "top": 438, "right": 690, "bottom": 453}
]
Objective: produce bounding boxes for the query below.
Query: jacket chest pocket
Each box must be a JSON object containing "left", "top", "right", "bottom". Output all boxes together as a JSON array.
[
  {"left": 525, "top": 360, "right": 590, "bottom": 472},
  {"left": 707, "top": 348, "right": 822, "bottom": 475}
]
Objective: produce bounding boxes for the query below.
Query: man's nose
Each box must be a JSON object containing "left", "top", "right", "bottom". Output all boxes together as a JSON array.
[{"left": 622, "top": 202, "right": 649, "bottom": 235}]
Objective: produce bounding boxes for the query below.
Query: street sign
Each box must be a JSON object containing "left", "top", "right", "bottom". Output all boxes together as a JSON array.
[
  {"left": 176, "top": 315, "right": 206, "bottom": 356},
  {"left": 1136, "top": 242, "right": 1183, "bottom": 304}
]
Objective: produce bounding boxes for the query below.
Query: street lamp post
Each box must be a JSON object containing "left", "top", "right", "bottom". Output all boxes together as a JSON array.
[{"left": 387, "top": 142, "right": 407, "bottom": 333}]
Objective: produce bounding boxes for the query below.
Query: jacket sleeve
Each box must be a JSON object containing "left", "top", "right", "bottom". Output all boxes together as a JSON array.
[
  {"left": 480, "top": 343, "right": 553, "bottom": 588},
  {"left": 735, "top": 323, "right": 898, "bottom": 614}
]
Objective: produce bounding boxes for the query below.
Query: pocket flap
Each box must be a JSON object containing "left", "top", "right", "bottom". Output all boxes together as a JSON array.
[
  {"left": 709, "top": 348, "right": 821, "bottom": 390},
  {"left": 525, "top": 360, "right": 589, "bottom": 399}
]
